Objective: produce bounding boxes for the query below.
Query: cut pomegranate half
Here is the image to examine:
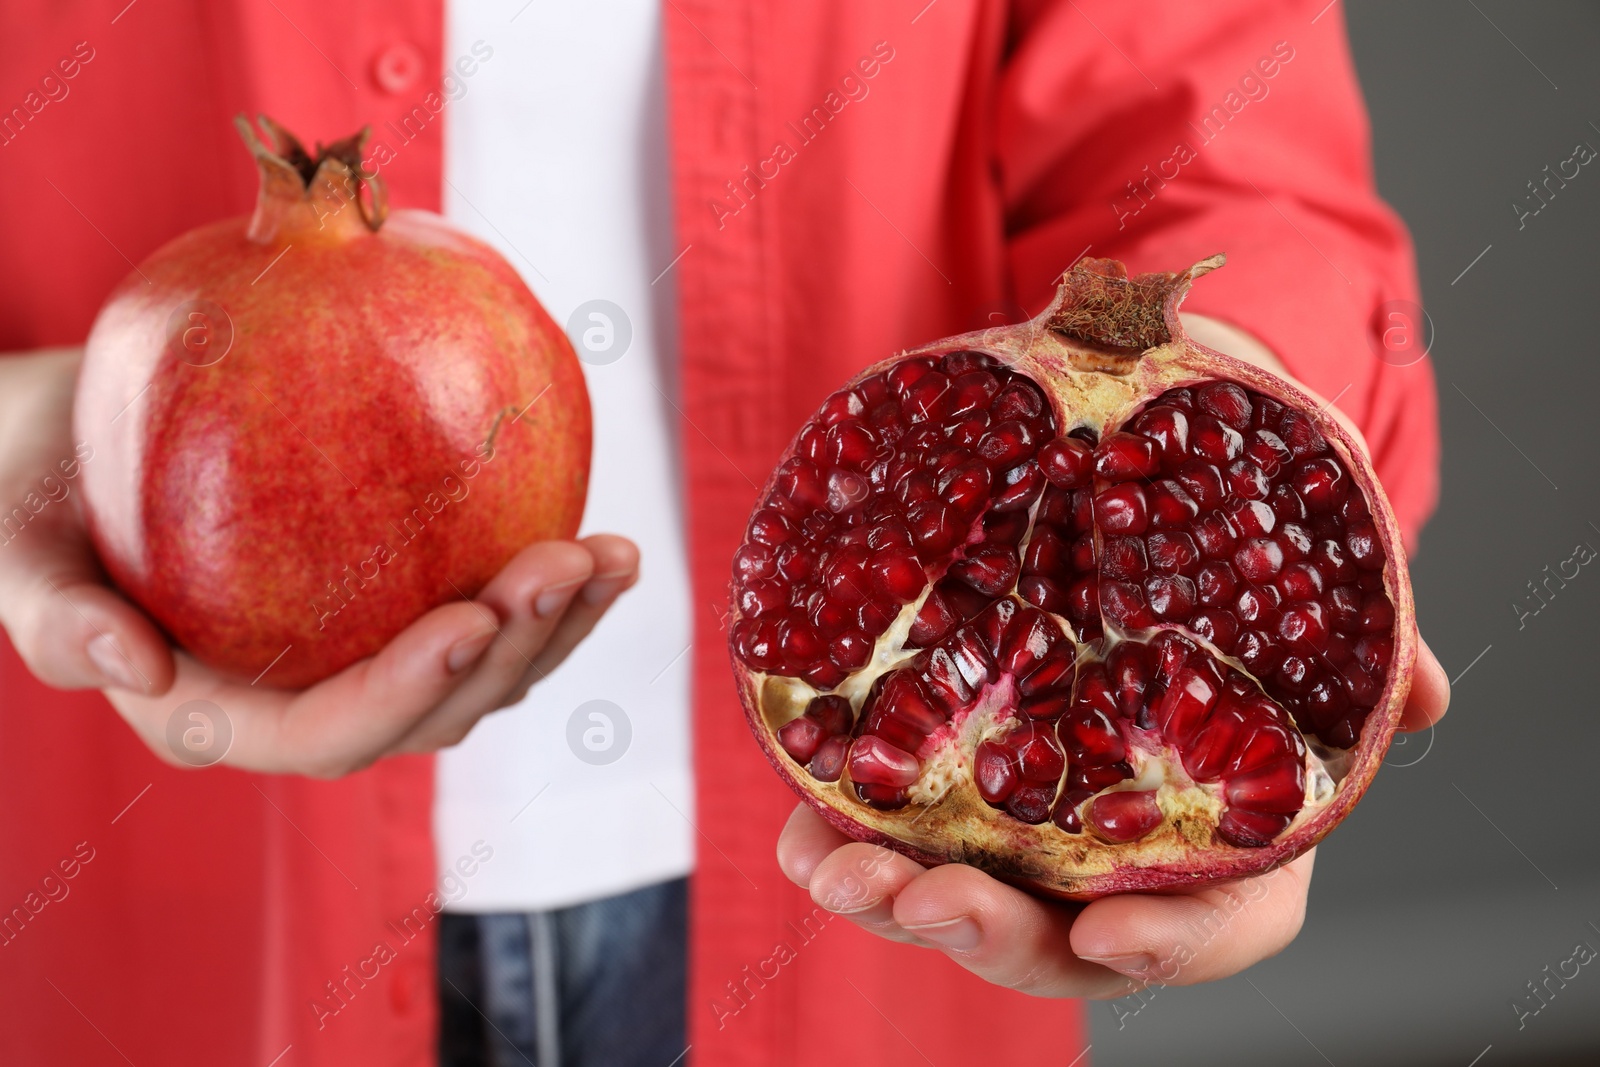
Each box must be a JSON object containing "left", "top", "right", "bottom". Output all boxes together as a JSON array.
[{"left": 730, "top": 256, "right": 1416, "bottom": 898}]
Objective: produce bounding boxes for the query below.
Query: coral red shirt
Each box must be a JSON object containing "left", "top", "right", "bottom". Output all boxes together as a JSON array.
[{"left": 0, "top": 2, "right": 1436, "bottom": 1065}]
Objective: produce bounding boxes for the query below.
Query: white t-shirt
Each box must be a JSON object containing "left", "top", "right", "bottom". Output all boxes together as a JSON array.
[{"left": 433, "top": 0, "right": 695, "bottom": 911}]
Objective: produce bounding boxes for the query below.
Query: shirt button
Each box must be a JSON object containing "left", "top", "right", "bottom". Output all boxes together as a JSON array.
[{"left": 373, "top": 42, "right": 424, "bottom": 94}]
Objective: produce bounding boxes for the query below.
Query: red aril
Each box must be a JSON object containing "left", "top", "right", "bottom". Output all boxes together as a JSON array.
[
  {"left": 74, "top": 117, "right": 590, "bottom": 688},
  {"left": 730, "top": 256, "right": 1415, "bottom": 898}
]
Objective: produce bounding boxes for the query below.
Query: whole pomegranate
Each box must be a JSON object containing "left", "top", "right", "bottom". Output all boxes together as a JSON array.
[
  {"left": 729, "top": 257, "right": 1415, "bottom": 898},
  {"left": 75, "top": 116, "right": 590, "bottom": 688}
]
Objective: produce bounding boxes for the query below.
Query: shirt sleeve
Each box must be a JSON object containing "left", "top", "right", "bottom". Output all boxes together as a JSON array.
[{"left": 997, "top": 0, "right": 1440, "bottom": 548}]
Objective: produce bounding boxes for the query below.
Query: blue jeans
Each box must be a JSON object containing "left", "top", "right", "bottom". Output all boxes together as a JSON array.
[{"left": 438, "top": 877, "right": 689, "bottom": 1067}]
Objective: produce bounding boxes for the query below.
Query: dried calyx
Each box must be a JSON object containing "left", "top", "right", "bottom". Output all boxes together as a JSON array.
[{"left": 233, "top": 114, "right": 388, "bottom": 242}]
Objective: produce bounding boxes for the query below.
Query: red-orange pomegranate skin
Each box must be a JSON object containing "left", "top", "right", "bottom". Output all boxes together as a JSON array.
[{"left": 74, "top": 119, "right": 590, "bottom": 688}]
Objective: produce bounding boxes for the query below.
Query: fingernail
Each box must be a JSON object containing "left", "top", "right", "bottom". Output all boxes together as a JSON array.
[
  {"left": 901, "top": 917, "right": 982, "bottom": 952},
  {"left": 534, "top": 579, "right": 586, "bottom": 618},
  {"left": 580, "top": 570, "right": 635, "bottom": 607},
  {"left": 1080, "top": 952, "right": 1156, "bottom": 976},
  {"left": 446, "top": 630, "right": 496, "bottom": 673},
  {"left": 87, "top": 634, "right": 140, "bottom": 691}
]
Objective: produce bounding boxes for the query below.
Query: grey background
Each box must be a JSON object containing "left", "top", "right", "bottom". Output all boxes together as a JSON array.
[{"left": 1091, "top": 3, "right": 1600, "bottom": 1065}]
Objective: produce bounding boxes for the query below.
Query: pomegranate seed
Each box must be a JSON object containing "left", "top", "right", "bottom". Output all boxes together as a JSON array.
[
  {"left": 778, "top": 716, "right": 827, "bottom": 763},
  {"left": 1347, "top": 522, "right": 1383, "bottom": 569},
  {"left": 870, "top": 549, "right": 926, "bottom": 601},
  {"left": 1233, "top": 537, "right": 1285, "bottom": 582},
  {"left": 1236, "top": 630, "right": 1282, "bottom": 675},
  {"left": 849, "top": 736, "right": 921, "bottom": 787},
  {"left": 1132, "top": 405, "right": 1189, "bottom": 461},
  {"left": 906, "top": 500, "right": 960, "bottom": 554},
  {"left": 1197, "top": 382, "right": 1253, "bottom": 429},
  {"left": 990, "top": 379, "right": 1045, "bottom": 421},
  {"left": 807, "top": 695, "right": 854, "bottom": 735},
  {"left": 949, "top": 544, "right": 1020, "bottom": 597},
  {"left": 1006, "top": 784, "right": 1055, "bottom": 824},
  {"left": 1225, "top": 459, "right": 1270, "bottom": 501},
  {"left": 1070, "top": 532, "right": 1097, "bottom": 571},
  {"left": 1019, "top": 648, "right": 1077, "bottom": 695},
  {"left": 903, "top": 371, "right": 952, "bottom": 423},
  {"left": 779, "top": 616, "right": 825, "bottom": 663},
  {"left": 1146, "top": 574, "right": 1197, "bottom": 619},
  {"left": 1094, "top": 432, "right": 1160, "bottom": 480},
  {"left": 1100, "top": 579, "right": 1155, "bottom": 629},
  {"left": 1278, "top": 601, "right": 1328, "bottom": 653},
  {"left": 1276, "top": 561, "right": 1324, "bottom": 600},
  {"left": 1278, "top": 522, "right": 1312, "bottom": 562},
  {"left": 1175, "top": 460, "right": 1227, "bottom": 510},
  {"left": 1038, "top": 485, "right": 1073, "bottom": 525},
  {"left": 1279, "top": 410, "right": 1328, "bottom": 458},
  {"left": 1096, "top": 483, "right": 1149, "bottom": 534},
  {"left": 942, "top": 350, "right": 995, "bottom": 376},
  {"left": 907, "top": 591, "right": 957, "bottom": 647},
  {"left": 802, "top": 661, "right": 847, "bottom": 690},
  {"left": 1088, "top": 791, "right": 1163, "bottom": 843},
  {"left": 1190, "top": 608, "right": 1240, "bottom": 652},
  {"left": 738, "top": 579, "right": 789, "bottom": 617},
  {"left": 983, "top": 509, "right": 1030, "bottom": 545},
  {"left": 939, "top": 460, "right": 992, "bottom": 512},
  {"left": 1038, "top": 436, "right": 1094, "bottom": 488},
  {"left": 975, "top": 740, "right": 1018, "bottom": 803},
  {"left": 1147, "top": 479, "right": 1200, "bottom": 526},
  {"left": 1269, "top": 484, "right": 1308, "bottom": 524},
  {"left": 733, "top": 542, "right": 776, "bottom": 583},
  {"left": 976, "top": 419, "right": 1038, "bottom": 468},
  {"left": 1243, "top": 429, "right": 1292, "bottom": 476},
  {"left": 1354, "top": 635, "right": 1392, "bottom": 672},
  {"left": 1163, "top": 387, "right": 1196, "bottom": 411},
  {"left": 1147, "top": 531, "right": 1200, "bottom": 574},
  {"left": 1019, "top": 574, "right": 1070, "bottom": 613},
  {"left": 1276, "top": 655, "right": 1313, "bottom": 695},
  {"left": 1225, "top": 763, "right": 1306, "bottom": 815},
  {"left": 817, "top": 389, "right": 865, "bottom": 427},
  {"left": 1066, "top": 575, "right": 1100, "bottom": 622},
  {"left": 1192, "top": 511, "right": 1239, "bottom": 558},
  {"left": 1155, "top": 666, "right": 1220, "bottom": 746},
  {"left": 1313, "top": 539, "right": 1356, "bottom": 584},
  {"left": 856, "top": 373, "right": 889, "bottom": 407},
  {"left": 1339, "top": 491, "right": 1371, "bottom": 523},
  {"left": 808, "top": 735, "right": 848, "bottom": 781},
  {"left": 1292, "top": 458, "right": 1346, "bottom": 512},
  {"left": 1197, "top": 561, "right": 1238, "bottom": 605},
  {"left": 948, "top": 370, "right": 1000, "bottom": 415},
  {"left": 1226, "top": 498, "right": 1276, "bottom": 537},
  {"left": 747, "top": 508, "right": 794, "bottom": 546},
  {"left": 1252, "top": 395, "right": 1286, "bottom": 427},
  {"left": 1022, "top": 527, "right": 1069, "bottom": 577},
  {"left": 1100, "top": 536, "right": 1148, "bottom": 580},
  {"left": 1218, "top": 809, "right": 1292, "bottom": 847},
  {"left": 1190, "top": 415, "right": 1243, "bottom": 464},
  {"left": 1357, "top": 592, "right": 1394, "bottom": 633},
  {"left": 992, "top": 461, "right": 1046, "bottom": 511}
]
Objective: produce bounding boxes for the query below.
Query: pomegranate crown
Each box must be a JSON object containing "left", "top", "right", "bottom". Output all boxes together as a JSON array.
[
  {"left": 233, "top": 114, "right": 388, "bottom": 243},
  {"left": 1046, "top": 253, "right": 1226, "bottom": 354}
]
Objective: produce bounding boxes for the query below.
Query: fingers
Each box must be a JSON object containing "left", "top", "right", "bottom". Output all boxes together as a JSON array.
[
  {"left": 0, "top": 526, "right": 174, "bottom": 696},
  {"left": 777, "top": 802, "right": 853, "bottom": 887},
  {"left": 1399, "top": 634, "right": 1450, "bottom": 732},
  {"left": 1069, "top": 849, "right": 1315, "bottom": 989},
  {"left": 385, "top": 540, "right": 599, "bottom": 752},
  {"left": 808, "top": 841, "right": 931, "bottom": 947},
  {"left": 890, "top": 865, "right": 1135, "bottom": 998},
  {"left": 107, "top": 596, "right": 504, "bottom": 775}
]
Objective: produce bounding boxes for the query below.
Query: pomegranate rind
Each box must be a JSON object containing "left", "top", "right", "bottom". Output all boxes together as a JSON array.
[{"left": 730, "top": 256, "right": 1415, "bottom": 900}]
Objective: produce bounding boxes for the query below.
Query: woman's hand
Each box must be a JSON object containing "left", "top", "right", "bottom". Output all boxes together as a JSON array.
[
  {"left": 0, "top": 347, "right": 637, "bottom": 777},
  {"left": 775, "top": 312, "right": 1450, "bottom": 996}
]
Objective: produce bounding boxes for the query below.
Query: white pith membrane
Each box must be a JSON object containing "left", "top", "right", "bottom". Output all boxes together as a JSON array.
[{"left": 730, "top": 259, "right": 1413, "bottom": 897}]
